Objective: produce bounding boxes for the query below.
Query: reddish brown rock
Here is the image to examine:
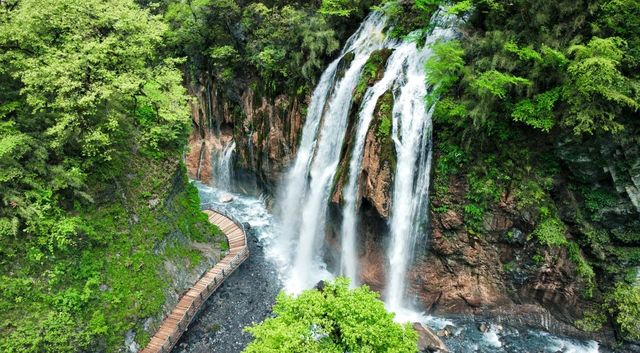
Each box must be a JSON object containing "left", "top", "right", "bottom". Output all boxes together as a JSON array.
[
  {"left": 360, "top": 118, "right": 393, "bottom": 218},
  {"left": 185, "top": 74, "right": 304, "bottom": 186},
  {"left": 413, "top": 322, "right": 449, "bottom": 353}
]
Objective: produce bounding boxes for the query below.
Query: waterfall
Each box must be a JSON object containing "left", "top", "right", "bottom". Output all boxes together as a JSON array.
[
  {"left": 278, "top": 12, "right": 388, "bottom": 294},
  {"left": 277, "top": 8, "right": 455, "bottom": 307},
  {"left": 340, "top": 41, "right": 423, "bottom": 285},
  {"left": 195, "top": 141, "right": 206, "bottom": 180},
  {"left": 214, "top": 140, "right": 236, "bottom": 191},
  {"left": 385, "top": 15, "right": 455, "bottom": 312}
]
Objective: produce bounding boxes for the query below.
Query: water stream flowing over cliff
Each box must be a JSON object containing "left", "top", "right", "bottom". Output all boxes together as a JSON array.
[
  {"left": 276, "top": 9, "right": 455, "bottom": 312},
  {"left": 385, "top": 16, "right": 456, "bottom": 313},
  {"left": 277, "top": 12, "right": 388, "bottom": 294},
  {"left": 214, "top": 140, "right": 236, "bottom": 191}
]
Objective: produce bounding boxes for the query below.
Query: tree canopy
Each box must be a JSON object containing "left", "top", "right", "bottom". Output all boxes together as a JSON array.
[{"left": 243, "top": 278, "right": 418, "bottom": 353}]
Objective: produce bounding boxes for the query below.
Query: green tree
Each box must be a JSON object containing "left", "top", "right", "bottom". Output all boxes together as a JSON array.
[
  {"left": 241, "top": 3, "right": 339, "bottom": 90},
  {"left": 243, "top": 278, "right": 418, "bottom": 353},
  {"left": 0, "top": 0, "right": 191, "bottom": 254},
  {"left": 605, "top": 283, "right": 640, "bottom": 340},
  {"left": 563, "top": 37, "right": 639, "bottom": 135}
]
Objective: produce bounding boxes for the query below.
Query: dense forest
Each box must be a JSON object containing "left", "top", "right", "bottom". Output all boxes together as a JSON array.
[{"left": 1, "top": 0, "right": 639, "bottom": 352}]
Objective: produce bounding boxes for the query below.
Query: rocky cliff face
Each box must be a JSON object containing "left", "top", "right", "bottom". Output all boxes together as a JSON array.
[
  {"left": 407, "top": 173, "right": 611, "bottom": 341},
  {"left": 557, "top": 132, "right": 640, "bottom": 218},
  {"left": 185, "top": 74, "right": 306, "bottom": 192}
]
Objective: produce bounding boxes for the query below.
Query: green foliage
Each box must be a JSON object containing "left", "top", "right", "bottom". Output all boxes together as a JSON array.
[
  {"left": 162, "top": 0, "right": 340, "bottom": 93},
  {"left": 377, "top": 117, "right": 392, "bottom": 139},
  {"left": 575, "top": 308, "right": 607, "bottom": 332},
  {"left": 534, "top": 217, "right": 568, "bottom": 247},
  {"left": 243, "top": 278, "right": 418, "bottom": 353},
  {"left": 433, "top": 98, "right": 467, "bottom": 126},
  {"left": 375, "top": 91, "right": 394, "bottom": 142},
  {"left": 597, "top": 0, "right": 640, "bottom": 69},
  {"left": 319, "top": 0, "right": 360, "bottom": 17},
  {"left": 605, "top": 283, "right": 640, "bottom": 340},
  {"left": 378, "top": 0, "right": 440, "bottom": 39},
  {"left": 581, "top": 186, "right": 619, "bottom": 221},
  {"left": 471, "top": 70, "right": 532, "bottom": 99},
  {"left": 355, "top": 49, "right": 393, "bottom": 102},
  {"left": 136, "top": 59, "right": 192, "bottom": 156},
  {"left": 446, "top": 0, "right": 473, "bottom": 15},
  {"left": 568, "top": 241, "right": 595, "bottom": 297},
  {"left": 564, "top": 37, "right": 639, "bottom": 135},
  {"left": 425, "top": 40, "right": 465, "bottom": 106},
  {"left": 0, "top": 0, "right": 218, "bottom": 350},
  {"left": 435, "top": 141, "right": 467, "bottom": 176},
  {"left": 463, "top": 203, "right": 485, "bottom": 234},
  {"left": 532, "top": 254, "right": 545, "bottom": 265},
  {"left": 0, "top": 157, "right": 222, "bottom": 352},
  {"left": 0, "top": 0, "right": 192, "bottom": 263},
  {"left": 511, "top": 88, "right": 561, "bottom": 132}
]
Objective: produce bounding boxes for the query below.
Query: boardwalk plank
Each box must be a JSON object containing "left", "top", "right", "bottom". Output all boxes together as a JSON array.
[{"left": 140, "top": 210, "right": 248, "bottom": 353}]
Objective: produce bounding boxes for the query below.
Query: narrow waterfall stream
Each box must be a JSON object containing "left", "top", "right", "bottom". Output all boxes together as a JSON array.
[
  {"left": 385, "top": 16, "right": 456, "bottom": 313},
  {"left": 213, "top": 140, "right": 236, "bottom": 191}
]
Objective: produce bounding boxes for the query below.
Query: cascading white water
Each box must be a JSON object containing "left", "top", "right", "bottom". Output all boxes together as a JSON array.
[
  {"left": 214, "top": 140, "right": 236, "bottom": 191},
  {"left": 385, "top": 14, "right": 456, "bottom": 312},
  {"left": 340, "top": 40, "right": 430, "bottom": 285},
  {"left": 278, "top": 12, "right": 388, "bottom": 294}
]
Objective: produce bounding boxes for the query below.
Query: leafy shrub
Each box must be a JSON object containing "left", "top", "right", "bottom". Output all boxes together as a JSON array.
[
  {"left": 575, "top": 309, "right": 607, "bottom": 332},
  {"left": 471, "top": 70, "right": 531, "bottom": 99},
  {"left": 534, "top": 217, "right": 568, "bottom": 247},
  {"left": 511, "top": 88, "right": 561, "bottom": 132},
  {"left": 605, "top": 283, "right": 640, "bottom": 340},
  {"left": 568, "top": 242, "right": 595, "bottom": 297},
  {"left": 243, "top": 278, "right": 418, "bottom": 353},
  {"left": 425, "top": 40, "right": 465, "bottom": 106}
]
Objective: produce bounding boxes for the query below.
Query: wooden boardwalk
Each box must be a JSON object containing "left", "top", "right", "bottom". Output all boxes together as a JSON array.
[{"left": 140, "top": 209, "right": 249, "bottom": 353}]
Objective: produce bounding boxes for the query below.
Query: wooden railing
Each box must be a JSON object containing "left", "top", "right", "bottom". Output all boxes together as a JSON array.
[{"left": 140, "top": 209, "right": 249, "bottom": 353}]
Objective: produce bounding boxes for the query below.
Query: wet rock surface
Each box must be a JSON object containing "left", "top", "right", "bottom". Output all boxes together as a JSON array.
[
  {"left": 414, "top": 322, "right": 450, "bottom": 353},
  {"left": 173, "top": 229, "right": 281, "bottom": 353}
]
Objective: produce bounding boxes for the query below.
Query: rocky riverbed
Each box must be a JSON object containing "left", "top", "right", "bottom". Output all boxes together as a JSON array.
[
  {"left": 173, "top": 224, "right": 281, "bottom": 353},
  {"left": 172, "top": 183, "right": 282, "bottom": 353}
]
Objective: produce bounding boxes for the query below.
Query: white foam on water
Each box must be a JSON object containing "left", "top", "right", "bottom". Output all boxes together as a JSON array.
[
  {"left": 483, "top": 324, "right": 503, "bottom": 348},
  {"left": 534, "top": 331, "right": 600, "bottom": 353}
]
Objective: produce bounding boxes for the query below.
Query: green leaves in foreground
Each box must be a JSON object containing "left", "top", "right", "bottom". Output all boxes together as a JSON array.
[{"left": 243, "top": 278, "right": 418, "bottom": 353}]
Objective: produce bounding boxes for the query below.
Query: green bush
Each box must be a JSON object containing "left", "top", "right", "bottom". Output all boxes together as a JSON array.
[
  {"left": 575, "top": 308, "right": 607, "bottom": 332},
  {"left": 605, "top": 283, "right": 640, "bottom": 340},
  {"left": 567, "top": 242, "right": 595, "bottom": 297},
  {"left": 534, "top": 217, "right": 568, "bottom": 247},
  {"left": 243, "top": 278, "right": 418, "bottom": 353}
]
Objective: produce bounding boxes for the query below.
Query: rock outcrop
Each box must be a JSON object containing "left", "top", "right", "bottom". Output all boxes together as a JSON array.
[
  {"left": 185, "top": 74, "right": 305, "bottom": 191},
  {"left": 414, "top": 322, "right": 450, "bottom": 353}
]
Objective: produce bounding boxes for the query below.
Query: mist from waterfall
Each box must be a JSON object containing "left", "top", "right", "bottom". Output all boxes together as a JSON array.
[{"left": 277, "top": 12, "right": 387, "bottom": 294}]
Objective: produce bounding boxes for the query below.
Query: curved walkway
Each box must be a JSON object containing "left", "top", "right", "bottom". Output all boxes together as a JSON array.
[{"left": 140, "top": 209, "right": 249, "bottom": 353}]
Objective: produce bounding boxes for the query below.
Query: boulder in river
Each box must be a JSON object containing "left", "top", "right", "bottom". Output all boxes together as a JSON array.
[
  {"left": 219, "top": 193, "right": 234, "bottom": 203},
  {"left": 413, "top": 322, "right": 450, "bottom": 353}
]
